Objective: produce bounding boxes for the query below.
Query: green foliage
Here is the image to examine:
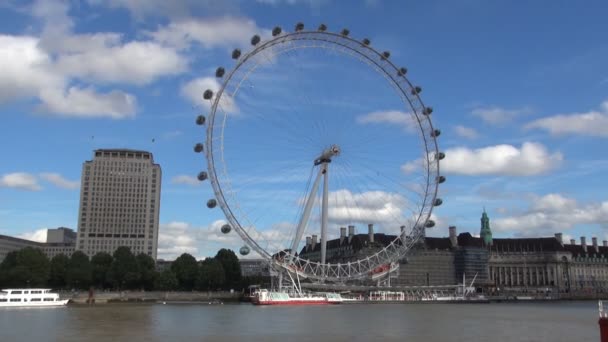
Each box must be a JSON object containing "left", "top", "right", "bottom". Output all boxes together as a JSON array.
[
  {"left": 197, "top": 258, "right": 225, "bottom": 291},
  {"left": 0, "top": 247, "right": 247, "bottom": 292},
  {"left": 67, "top": 251, "right": 92, "bottom": 289},
  {"left": 108, "top": 247, "right": 139, "bottom": 290},
  {"left": 214, "top": 249, "right": 242, "bottom": 290},
  {"left": 18, "top": 247, "right": 50, "bottom": 287},
  {"left": 0, "top": 251, "right": 19, "bottom": 287},
  {"left": 91, "top": 252, "right": 113, "bottom": 289},
  {"left": 0, "top": 248, "right": 50, "bottom": 287},
  {"left": 155, "top": 270, "right": 178, "bottom": 291},
  {"left": 171, "top": 253, "right": 199, "bottom": 290},
  {"left": 49, "top": 254, "right": 70, "bottom": 289},
  {"left": 136, "top": 253, "right": 157, "bottom": 290}
]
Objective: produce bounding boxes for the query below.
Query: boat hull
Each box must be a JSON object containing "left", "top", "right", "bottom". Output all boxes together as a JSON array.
[
  {"left": 251, "top": 289, "right": 342, "bottom": 305},
  {"left": 0, "top": 299, "right": 69, "bottom": 308},
  {"left": 253, "top": 299, "right": 332, "bottom": 305}
]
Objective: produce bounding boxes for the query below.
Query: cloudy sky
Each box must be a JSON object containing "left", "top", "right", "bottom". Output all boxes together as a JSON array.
[{"left": 1, "top": 0, "right": 607, "bottom": 260}]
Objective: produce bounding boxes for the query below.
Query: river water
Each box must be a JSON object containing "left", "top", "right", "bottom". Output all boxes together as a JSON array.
[{"left": 0, "top": 301, "right": 599, "bottom": 341}]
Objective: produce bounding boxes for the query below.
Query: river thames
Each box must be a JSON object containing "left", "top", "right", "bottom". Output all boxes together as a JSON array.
[{"left": 0, "top": 301, "right": 599, "bottom": 341}]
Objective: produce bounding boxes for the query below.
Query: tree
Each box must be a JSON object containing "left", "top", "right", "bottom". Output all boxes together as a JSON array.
[
  {"left": 91, "top": 252, "right": 113, "bottom": 289},
  {"left": 197, "top": 258, "right": 225, "bottom": 291},
  {"left": 171, "top": 253, "right": 199, "bottom": 290},
  {"left": 136, "top": 253, "right": 157, "bottom": 290},
  {"left": 214, "top": 249, "right": 241, "bottom": 290},
  {"left": 49, "top": 254, "right": 70, "bottom": 289},
  {"left": 0, "top": 251, "right": 18, "bottom": 287},
  {"left": 108, "top": 247, "right": 139, "bottom": 290},
  {"left": 67, "top": 251, "right": 91, "bottom": 289},
  {"left": 155, "top": 270, "right": 178, "bottom": 291},
  {"left": 0, "top": 247, "right": 51, "bottom": 287}
]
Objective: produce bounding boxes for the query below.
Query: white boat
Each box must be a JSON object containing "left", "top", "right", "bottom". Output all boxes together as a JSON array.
[
  {"left": 0, "top": 289, "right": 69, "bottom": 307},
  {"left": 252, "top": 289, "right": 342, "bottom": 305}
]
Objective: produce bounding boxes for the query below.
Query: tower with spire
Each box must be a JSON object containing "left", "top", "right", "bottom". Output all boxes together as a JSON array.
[{"left": 480, "top": 208, "right": 493, "bottom": 247}]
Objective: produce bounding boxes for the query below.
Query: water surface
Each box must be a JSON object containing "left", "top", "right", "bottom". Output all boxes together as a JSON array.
[{"left": 0, "top": 301, "right": 599, "bottom": 341}]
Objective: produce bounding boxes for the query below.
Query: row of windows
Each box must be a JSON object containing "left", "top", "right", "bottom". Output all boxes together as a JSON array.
[
  {"left": 86, "top": 233, "right": 146, "bottom": 238},
  {"left": 83, "top": 248, "right": 154, "bottom": 257},
  {"left": 88, "top": 238, "right": 147, "bottom": 244},
  {"left": 0, "top": 298, "right": 56, "bottom": 302}
]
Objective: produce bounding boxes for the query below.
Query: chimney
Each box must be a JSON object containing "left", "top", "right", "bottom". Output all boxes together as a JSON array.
[
  {"left": 570, "top": 239, "right": 575, "bottom": 245},
  {"left": 306, "top": 236, "right": 312, "bottom": 251},
  {"left": 581, "top": 236, "right": 587, "bottom": 253},
  {"left": 368, "top": 224, "right": 374, "bottom": 243},
  {"left": 554, "top": 233, "right": 563, "bottom": 246},
  {"left": 312, "top": 235, "right": 318, "bottom": 250},
  {"left": 340, "top": 227, "right": 346, "bottom": 244},
  {"left": 348, "top": 225, "right": 355, "bottom": 243},
  {"left": 604, "top": 241, "right": 607, "bottom": 247},
  {"left": 449, "top": 226, "right": 458, "bottom": 247},
  {"left": 593, "top": 237, "right": 599, "bottom": 252}
]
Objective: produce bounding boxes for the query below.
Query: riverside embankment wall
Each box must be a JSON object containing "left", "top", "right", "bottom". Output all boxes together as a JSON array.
[{"left": 67, "top": 291, "right": 242, "bottom": 304}]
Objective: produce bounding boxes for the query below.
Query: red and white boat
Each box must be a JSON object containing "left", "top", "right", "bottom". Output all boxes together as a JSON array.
[{"left": 251, "top": 289, "right": 342, "bottom": 305}]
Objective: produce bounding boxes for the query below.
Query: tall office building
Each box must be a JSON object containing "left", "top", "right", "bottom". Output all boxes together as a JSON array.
[{"left": 76, "top": 149, "right": 161, "bottom": 260}]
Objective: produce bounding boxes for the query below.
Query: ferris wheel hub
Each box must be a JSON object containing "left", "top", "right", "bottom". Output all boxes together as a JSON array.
[{"left": 314, "top": 144, "right": 341, "bottom": 165}]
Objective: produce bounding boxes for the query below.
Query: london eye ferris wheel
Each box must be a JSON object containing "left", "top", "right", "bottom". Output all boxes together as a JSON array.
[{"left": 193, "top": 23, "right": 445, "bottom": 283}]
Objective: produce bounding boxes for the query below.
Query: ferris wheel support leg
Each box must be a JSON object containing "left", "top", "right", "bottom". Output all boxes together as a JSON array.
[
  {"left": 320, "top": 163, "right": 329, "bottom": 266},
  {"left": 290, "top": 166, "right": 324, "bottom": 257}
]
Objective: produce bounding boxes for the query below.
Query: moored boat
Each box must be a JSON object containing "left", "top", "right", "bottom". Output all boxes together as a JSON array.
[
  {"left": 0, "top": 289, "right": 69, "bottom": 307},
  {"left": 251, "top": 289, "right": 342, "bottom": 305}
]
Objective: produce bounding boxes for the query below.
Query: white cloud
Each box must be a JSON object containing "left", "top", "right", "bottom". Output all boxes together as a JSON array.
[
  {"left": 255, "top": 0, "right": 329, "bottom": 7},
  {"left": 39, "top": 86, "right": 137, "bottom": 119},
  {"left": 0, "top": 35, "right": 62, "bottom": 103},
  {"left": 0, "top": 173, "right": 42, "bottom": 191},
  {"left": 34, "top": 0, "right": 187, "bottom": 85},
  {"left": 0, "top": 34, "right": 138, "bottom": 118},
  {"left": 453, "top": 125, "right": 479, "bottom": 140},
  {"left": 493, "top": 193, "right": 608, "bottom": 235},
  {"left": 39, "top": 173, "right": 80, "bottom": 190},
  {"left": 87, "top": 0, "right": 234, "bottom": 20},
  {"left": 303, "top": 189, "right": 411, "bottom": 229},
  {"left": 525, "top": 100, "right": 608, "bottom": 137},
  {"left": 54, "top": 40, "right": 187, "bottom": 85},
  {"left": 17, "top": 228, "right": 48, "bottom": 243},
  {"left": 0, "top": 2, "right": 188, "bottom": 118},
  {"left": 171, "top": 175, "right": 200, "bottom": 186},
  {"left": 356, "top": 110, "right": 416, "bottom": 132},
  {"left": 158, "top": 221, "right": 199, "bottom": 259},
  {"left": 471, "top": 106, "right": 531, "bottom": 125},
  {"left": 181, "top": 77, "right": 239, "bottom": 114},
  {"left": 158, "top": 220, "right": 253, "bottom": 260},
  {"left": 148, "top": 17, "right": 269, "bottom": 50},
  {"left": 440, "top": 142, "right": 562, "bottom": 176}
]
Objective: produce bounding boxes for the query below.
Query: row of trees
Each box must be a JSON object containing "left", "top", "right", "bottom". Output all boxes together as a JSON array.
[
  {"left": 0, "top": 247, "right": 259, "bottom": 291},
  {"left": 163, "top": 248, "right": 243, "bottom": 291},
  {"left": 0, "top": 246, "right": 157, "bottom": 290}
]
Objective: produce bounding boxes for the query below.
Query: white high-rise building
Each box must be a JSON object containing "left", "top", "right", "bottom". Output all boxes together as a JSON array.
[{"left": 76, "top": 149, "right": 161, "bottom": 259}]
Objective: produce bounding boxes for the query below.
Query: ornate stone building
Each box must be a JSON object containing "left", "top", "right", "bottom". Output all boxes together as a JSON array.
[{"left": 298, "top": 211, "right": 608, "bottom": 296}]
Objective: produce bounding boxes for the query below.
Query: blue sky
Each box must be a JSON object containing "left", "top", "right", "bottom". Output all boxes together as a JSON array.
[{"left": 1, "top": 0, "right": 607, "bottom": 259}]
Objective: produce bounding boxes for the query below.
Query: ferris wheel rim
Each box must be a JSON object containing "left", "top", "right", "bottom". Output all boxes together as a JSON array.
[{"left": 203, "top": 27, "right": 442, "bottom": 281}]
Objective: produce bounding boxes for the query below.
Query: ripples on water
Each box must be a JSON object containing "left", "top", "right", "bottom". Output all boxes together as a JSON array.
[{"left": 0, "top": 302, "right": 599, "bottom": 342}]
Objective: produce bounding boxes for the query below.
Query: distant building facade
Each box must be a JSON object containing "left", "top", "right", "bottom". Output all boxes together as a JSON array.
[
  {"left": 0, "top": 228, "right": 76, "bottom": 262},
  {"left": 239, "top": 259, "right": 271, "bottom": 277},
  {"left": 298, "top": 211, "right": 608, "bottom": 296},
  {"left": 489, "top": 235, "right": 608, "bottom": 295},
  {"left": 46, "top": 227, "right": 77, "bottom": 244},
  {"left": 76, "top": 149, "right": 161, "bottom": 259}
]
